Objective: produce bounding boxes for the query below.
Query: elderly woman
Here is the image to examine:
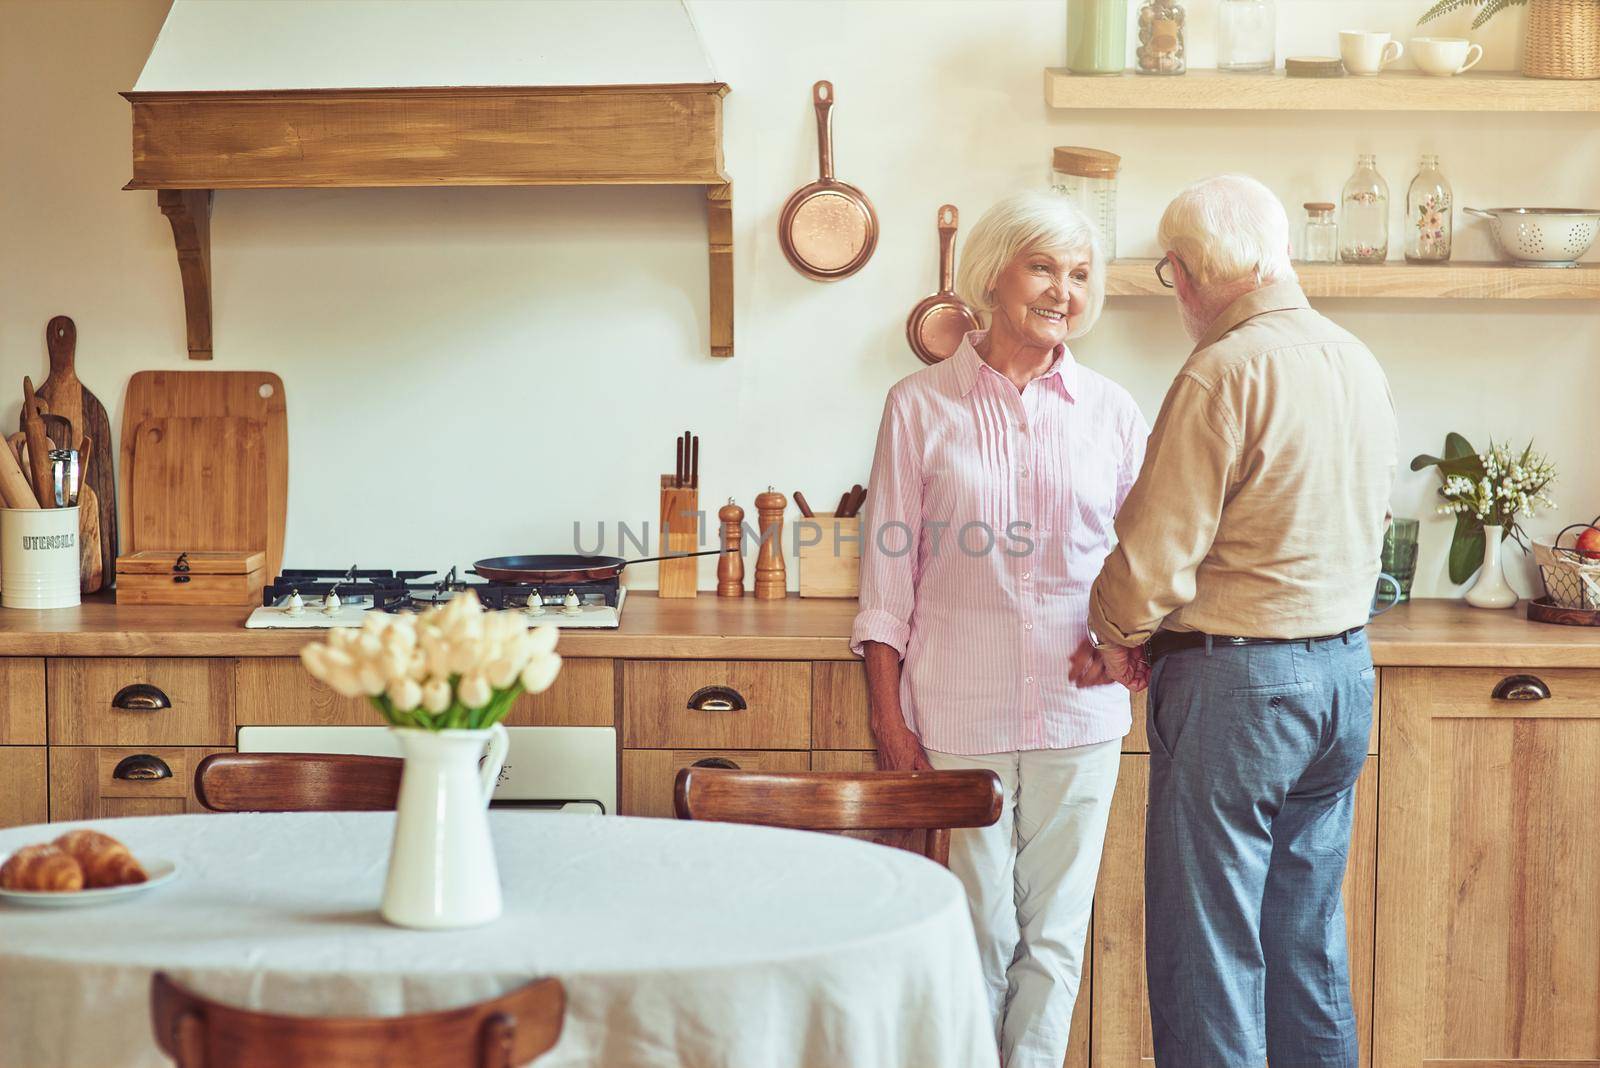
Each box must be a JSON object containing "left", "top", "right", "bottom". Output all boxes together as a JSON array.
[{"left": 851, "top": 191, "right": 1148, "bottom": 1067}]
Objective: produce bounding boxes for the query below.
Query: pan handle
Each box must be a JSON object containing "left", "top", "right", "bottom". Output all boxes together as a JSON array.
[
  {"left": 623, "top": 548, "right": 728, "bottom": 568},
  {"left": 813, "top": 80, "right": 835, "bottom": 182},
  {"left": 938, "top": 204, "right": 960, "bottom": 293}
]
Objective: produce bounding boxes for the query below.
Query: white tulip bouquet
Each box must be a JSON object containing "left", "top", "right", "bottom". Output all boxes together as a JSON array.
[{"left": 299, "top": 591, "right": 561, "bottom": 731}]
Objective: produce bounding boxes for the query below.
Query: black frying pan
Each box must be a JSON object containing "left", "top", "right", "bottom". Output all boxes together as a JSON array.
[{"left": 473, "top": 550, "right": 725, "bottom": 585}]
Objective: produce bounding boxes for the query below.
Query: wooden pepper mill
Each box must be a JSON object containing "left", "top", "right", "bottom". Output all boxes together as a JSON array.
[
  {"left": 754, "top": 487, "right": 787, "bottom": 600},
  {"left": 717, "top": 498, "right": 745, "bottom": 597}
]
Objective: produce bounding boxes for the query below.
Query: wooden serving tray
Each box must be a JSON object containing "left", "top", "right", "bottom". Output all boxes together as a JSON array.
[{"left": 1527, "top": 597, "right": 1600, "bottom": 627}]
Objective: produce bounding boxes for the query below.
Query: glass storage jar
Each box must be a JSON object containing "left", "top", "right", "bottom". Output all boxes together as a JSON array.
[
  {"left": 1405, "top": 154, "right": 1453, "bottom": 263},
  {"left": 1300, "top": 202, "right": 1338, "bottom": 264},
  {"left": 1050, "top": 146, "right": 1121, "bottom": 261},
  {"left": 1339, "top": 154, "right": 1389, "bottom": 265},
  {"left": 1067, "top": 0, "right": 1130, "bottom": 75},
  {"left": 1136, "top": 0, "right": 1187, "bottom": 74},
  {"left": 1218, "top": 0, "right": 1276, "bottom": 72}
]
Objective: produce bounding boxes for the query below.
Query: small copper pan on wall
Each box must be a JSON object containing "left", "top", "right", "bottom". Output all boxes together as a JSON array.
[
  {"left": 778, "top": 81, "right": 879, "bottom": 282},
  {"left": 906, "top": 204, "right": 980, "bottom": 365}
]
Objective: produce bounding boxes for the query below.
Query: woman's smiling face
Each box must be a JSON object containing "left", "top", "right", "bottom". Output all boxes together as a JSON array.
[{"left": 989, "top": 245, "right": 1091, "bottom": 348}]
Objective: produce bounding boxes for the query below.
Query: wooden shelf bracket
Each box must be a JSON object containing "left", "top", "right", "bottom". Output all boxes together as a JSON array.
[
  {"left": 156, "top": 188, "right": 213, "bottom": 361},
  {"left": 708, "top": 182, "right": 733, "bottom": 358}
]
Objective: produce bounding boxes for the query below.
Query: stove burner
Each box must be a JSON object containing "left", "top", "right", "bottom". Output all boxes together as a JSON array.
[{"left": 262, "top": 564, "right": 623, "bottom": 613}]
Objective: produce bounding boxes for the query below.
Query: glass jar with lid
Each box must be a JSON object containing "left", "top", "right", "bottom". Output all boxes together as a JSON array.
[
  {"left": 1218, "top": 0, "right": 1276, "bottom": 72},
  {"left": 1339, "top": 154, "right": 1389, "bottom": 265},
  {"left": 1136, "top": 0, "right": 1187, "bottom": 75},
  {"left": 1066, "top": 0, "right": 1130, "bottom": 75},
  {"left": 1049, "top": 147, "right": 1121, "bottom": 261},
  {"left": 1300, "top": 202, "right": 1338, "bottom": 264}
]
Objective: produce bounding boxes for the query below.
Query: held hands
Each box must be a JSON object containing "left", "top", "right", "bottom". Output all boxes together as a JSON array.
[{"left": 1069, "top": 638, "right": 1151, "bottom": 693}]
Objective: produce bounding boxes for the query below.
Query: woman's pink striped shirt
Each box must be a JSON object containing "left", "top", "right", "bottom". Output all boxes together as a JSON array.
[{"left": 851, "top": 333, "right": 1149, "bottom": 756}]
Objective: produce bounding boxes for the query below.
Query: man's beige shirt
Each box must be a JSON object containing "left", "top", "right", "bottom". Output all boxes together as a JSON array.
[{"left": 1088, "top": 280, "right": 1398, "bottom": 645}]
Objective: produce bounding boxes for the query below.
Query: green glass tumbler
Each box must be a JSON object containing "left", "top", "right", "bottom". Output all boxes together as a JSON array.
[
  {"left": 1067, "top": 0, "right": 1130, "bottom": 74},
  {"left": 1380, "top": 517, "right": 1420, "bottom": 605}
]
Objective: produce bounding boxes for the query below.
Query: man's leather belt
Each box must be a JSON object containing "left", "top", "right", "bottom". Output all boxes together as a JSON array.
[{"left": 1147, "top": 626, "right": 1365, "bottom": 664}]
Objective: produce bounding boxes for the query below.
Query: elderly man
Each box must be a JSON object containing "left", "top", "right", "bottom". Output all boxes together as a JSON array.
[{"left": 1073, "top": 175, "right": 1397, "bottom": 1068}]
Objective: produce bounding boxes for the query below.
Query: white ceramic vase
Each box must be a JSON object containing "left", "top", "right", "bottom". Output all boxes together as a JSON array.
[
  {"left": 1465, "top": 524, "right": 1519, "bottom": 610},
  {"left": 381, "top": 723, "right": 509, "bottom": 929}
]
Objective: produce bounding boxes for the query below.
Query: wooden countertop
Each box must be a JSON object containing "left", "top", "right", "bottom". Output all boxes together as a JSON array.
[{"left": 0, "top": 594, "right": 1591, "bottom": 665}]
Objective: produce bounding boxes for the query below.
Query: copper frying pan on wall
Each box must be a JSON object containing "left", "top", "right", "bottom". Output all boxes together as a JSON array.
[
  {"left": 778, "top": 80, "right": 879, "bottom": 282},
  {"left": 906, "top": 205, "right": 980, "bottom": 365}
]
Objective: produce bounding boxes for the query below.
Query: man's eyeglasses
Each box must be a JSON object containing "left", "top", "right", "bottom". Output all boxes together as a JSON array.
[{"left": 1155, "top": 254, "right": 1176, "bottom": 289}]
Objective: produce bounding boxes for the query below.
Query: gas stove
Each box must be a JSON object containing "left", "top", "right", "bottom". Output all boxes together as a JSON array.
[{"left": 245, "top": 566, "right": 625, "bottom": 629}]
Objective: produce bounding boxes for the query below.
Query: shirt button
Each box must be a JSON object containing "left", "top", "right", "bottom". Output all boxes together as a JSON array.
[
  {"left": 1022, "top": 571, "right": 1031, "bottom": 581},
  {"left": 1025, "top": 622, "right": 1034, "bottom": 631},
  {"left": 1024, "top": 676, "right": 1034, "bottom": 685},
  {"left": 1019, "top": 467, "right": 1030, "bottom": 478}
]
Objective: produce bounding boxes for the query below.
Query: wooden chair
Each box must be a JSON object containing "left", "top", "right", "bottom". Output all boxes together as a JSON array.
[
  {"left": 193, "top": 753, "right": 403, "bottom": 812},
  {"left": 150, "top": 971, "right": 564, "bottom": 1068},
  {"left": 673, "top": 767, "right": 1004, "bottom": 867}
]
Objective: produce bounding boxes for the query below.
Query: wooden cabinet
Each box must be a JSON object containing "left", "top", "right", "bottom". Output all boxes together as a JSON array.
[
  {"left": 47, "top": 658, "right": 233, "bottom": 746},
  {"left": 236, "top": 657, "right": 615, "bottom": 729},
  {"left": 623, "top": 661, "right": 809, "bottom": 749},
  {"left": 1092, "top": 754, "right": 1379, "bottom": 1068},
  {"left": 1, "top": 659, "right": 45, "bottom": 744},
  {"left": 1375, "top": 667, "right": 1600, "bottom": 1068},
  {"left": 48, "top": 746, "right": 230, "bottom": 822},
  {"left": 0, "top": 747, "right": 47, "bottom": 828},
  {"left": 620, "top": 749, "right": 809, "bottom": 818}
]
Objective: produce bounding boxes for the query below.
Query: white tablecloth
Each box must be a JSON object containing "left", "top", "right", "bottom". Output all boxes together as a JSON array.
[{"left": 0, "top": 812, "right": 997, "bottom": 1068}]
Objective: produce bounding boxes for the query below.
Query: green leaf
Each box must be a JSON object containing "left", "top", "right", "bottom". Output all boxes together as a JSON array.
[{"left": 1448, "top": 512, "right": 1487, "bottom": 585}]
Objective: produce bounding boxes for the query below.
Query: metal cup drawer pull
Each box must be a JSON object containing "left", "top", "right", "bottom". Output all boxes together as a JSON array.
[
  {"left": 1491, "top": 674, "right": 1551, "bottom": 701},
  {"left": 111, "top": 683, "right": 172, "bottom": 712},
  {"left": 112, "top": 754, "right": 173, "bottom": 781},
  {"left": 687, "top": 685, "right": 747, "bottom": 713},
  {"left": 691, "top": 757, "right": 742, "bottom": 770}
]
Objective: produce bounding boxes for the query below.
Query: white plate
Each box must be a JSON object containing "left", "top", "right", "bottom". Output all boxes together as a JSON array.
[{"left": 0, "top": 856, "right": 178, "bottom": 907}]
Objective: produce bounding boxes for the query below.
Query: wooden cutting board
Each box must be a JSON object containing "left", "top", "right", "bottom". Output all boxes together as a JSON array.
[
  {"left": 127, "top": 417, "right": 269, "bottom": 560},
  {"left": 23, "top": 317, "right": 116, "bottom": 588},
  {"left": 121, "top": 371, "right": 287, "bottom": 578}
]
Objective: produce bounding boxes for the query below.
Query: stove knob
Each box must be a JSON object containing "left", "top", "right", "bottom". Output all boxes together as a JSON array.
[
  {"left": 322, "top": 591, "right": 342, "bottom": 615},
  {"left": 561, "top": 589, "right": 582, "bottom": 615},
  {"left": 525, "top": 591, "right": 546, "bottom": 616},
  {"left": 285, "top": 590, "right": 305, "bottom": 615}
]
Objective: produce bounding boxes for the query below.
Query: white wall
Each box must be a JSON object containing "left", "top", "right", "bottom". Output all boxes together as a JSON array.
[{"left": 3, "top": 0, "right": 1595, "bottom": 598}]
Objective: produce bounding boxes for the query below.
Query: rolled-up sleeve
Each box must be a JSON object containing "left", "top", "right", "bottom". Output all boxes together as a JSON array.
[
  {"left": 1089, "top": 375, "right": 1237, "bottom": 646},
  {"left": 850, "top": 392, "right": 922, "bottom": 659}
]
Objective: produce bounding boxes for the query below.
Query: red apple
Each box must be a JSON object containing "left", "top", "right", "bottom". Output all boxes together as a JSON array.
[{"left": 1577, "top": 526, "right": 1600, "bottom": 561}]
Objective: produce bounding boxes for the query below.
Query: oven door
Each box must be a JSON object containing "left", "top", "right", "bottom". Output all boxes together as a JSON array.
[{"left": 235, "top": 725, "right": 616, "bottom": 814}]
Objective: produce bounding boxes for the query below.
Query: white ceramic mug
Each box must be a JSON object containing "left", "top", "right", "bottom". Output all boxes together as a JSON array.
[
  {"left": 1, "top": 506, "right": 80, "bottom": 610},
  {"left": 1340, "top": 30, "right": 1404, "bottom": 75},
  {"left": 1411, "top": 36, "right": 1484, "bottom": 76}
]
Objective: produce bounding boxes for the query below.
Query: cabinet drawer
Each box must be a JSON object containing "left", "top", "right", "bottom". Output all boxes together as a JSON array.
[
  {"left": 1, "top": 659, "right": 46, "bottom": 744},
  {"left": 0, "top": 747, "right": 48, "bottom": 828},
  {"left": 48, "top": 659, "right": 234, "bottom": 746},
  {"left": 620, "top": 749, "right": 809, "bottom": 818},
  {"left": 813, "top": 662, "right": 872, "bottom": 750},
  {"left": 1391, "top": 666, "right": 1600, "bottom": 718},
  {"left": 48, "top": 746, "right": 229, "bottom": 823},
  {"left": 236, "top": 658, "right": 615, "bottom": 728},
  {"left": 623, "top": 661, "right": 809, "bottom": 749}
]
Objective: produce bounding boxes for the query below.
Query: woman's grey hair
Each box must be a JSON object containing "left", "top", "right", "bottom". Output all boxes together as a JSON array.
[
  {"left": 1157, "top": 174, "right": 1296, "bottom": 288},
  {"left": 955, "top": 191, "right": 1106, "bottom": 341}
]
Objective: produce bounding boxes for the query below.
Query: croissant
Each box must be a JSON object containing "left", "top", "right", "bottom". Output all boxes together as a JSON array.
[
  {"left": 0, "top": 844, "right": 85, "bottom": 892},
  {"left": 53, "top": 829, "right": 146, "bottom": 888}
]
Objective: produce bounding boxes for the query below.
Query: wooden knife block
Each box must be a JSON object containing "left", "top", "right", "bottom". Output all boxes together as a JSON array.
[{"left": 659, "top": 477, "right": 699, "bottom": 599}]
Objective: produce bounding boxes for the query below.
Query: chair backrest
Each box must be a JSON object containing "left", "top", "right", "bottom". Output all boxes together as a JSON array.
[
  {"left": 673, "top": 768, "right": 1003, "bottom": 866},
  {"left": 194, "top": 753, "right": 403, "bottom": 812},
  {"left": 150, "top": 972, "right": 564, "bottom": 1068}
]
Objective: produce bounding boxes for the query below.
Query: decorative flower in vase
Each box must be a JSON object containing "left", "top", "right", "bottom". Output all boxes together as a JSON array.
[
  {"left": 299, "top": 590, "right": 562, "bottom": 730},
  {"left": 1411, "top": 432, "right": 1557, "bottom": 584}
]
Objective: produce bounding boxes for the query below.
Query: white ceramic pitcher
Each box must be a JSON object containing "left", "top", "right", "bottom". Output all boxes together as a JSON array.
[{"left": 380, "top": 724, "right": 509, "bottom": 929}]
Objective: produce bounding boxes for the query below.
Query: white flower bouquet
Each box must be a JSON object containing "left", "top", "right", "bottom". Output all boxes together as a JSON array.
[
  {"left": 1412, "top": 433, "right": 1558, "bottom": 584},
  {"left": 299, "top": 590, "right": 561, "bottom": 730}
]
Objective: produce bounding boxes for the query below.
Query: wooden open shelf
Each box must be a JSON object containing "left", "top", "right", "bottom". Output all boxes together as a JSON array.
[
  {"left": 1107, "top": 259, "right": 1600, "bottom": 299},
  {"left": 1045, "top": 68, "right": 1600, "bottom": 112},
  {"left": 125, "top": 85, "right": 734, "bottom": 359}
]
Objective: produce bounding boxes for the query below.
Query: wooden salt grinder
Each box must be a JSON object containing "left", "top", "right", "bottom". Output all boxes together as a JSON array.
[
  {"left": 717, "top": 498, "right": 745, "bottom": 597},
  {"left": 754, "top": 487, "right": 787, "bottom": 600}
]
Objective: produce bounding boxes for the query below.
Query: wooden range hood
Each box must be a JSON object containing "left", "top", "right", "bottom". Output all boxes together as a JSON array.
[{"left": 122, "top": 1, "right": 733, "bottom": 359}]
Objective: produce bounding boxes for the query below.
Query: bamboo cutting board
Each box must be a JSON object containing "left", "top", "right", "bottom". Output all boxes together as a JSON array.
[{"left": 120, "top": 371, "right": 287, "bottom": 578}]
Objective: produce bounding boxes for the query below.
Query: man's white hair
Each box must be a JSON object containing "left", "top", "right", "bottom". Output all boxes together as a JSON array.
[
  {"left": 1157, "top": 175, "right": 1296, "bottom": 288},
  {"left": 956, "top": 191, "right": 1106, "bottom": 341}
]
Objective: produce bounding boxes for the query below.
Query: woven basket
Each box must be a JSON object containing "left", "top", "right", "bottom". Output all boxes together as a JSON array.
[{"left": 1523, "top": 0, "right": 1600, "bottom": 79}]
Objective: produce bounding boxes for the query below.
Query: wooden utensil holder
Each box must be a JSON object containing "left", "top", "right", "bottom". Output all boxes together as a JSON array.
[
  {"left": 796, "top": 513, "right": 860, "bottom": 599},
  {"left": 659, "top": 477, "right": 700, "bottom": 598}
]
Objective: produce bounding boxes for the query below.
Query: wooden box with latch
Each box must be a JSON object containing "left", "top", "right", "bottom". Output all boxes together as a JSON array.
[{"left": 114, "top": 550, "right": 265, "bottom": 606}]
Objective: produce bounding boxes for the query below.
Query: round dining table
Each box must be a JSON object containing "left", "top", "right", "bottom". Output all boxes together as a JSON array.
[{"left": 0, "top": 811, "right": 998, "bottom": 1068}]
